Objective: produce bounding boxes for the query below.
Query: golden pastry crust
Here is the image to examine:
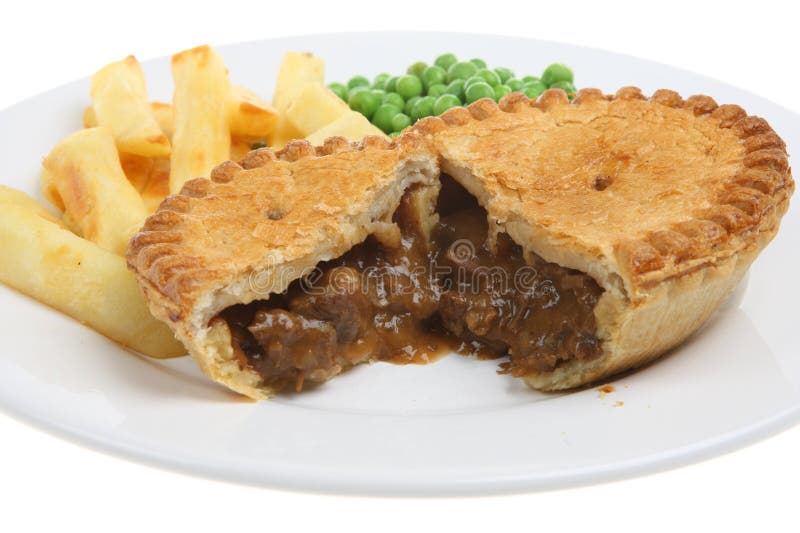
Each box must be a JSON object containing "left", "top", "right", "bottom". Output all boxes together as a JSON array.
[
  {"left": 127, "top": 86, "right": 792, "bottom": 398},
  {"left": 127, "top": 133, "right": 440, "bottom": 398},
  {"left": 409, "top": 87, "right": 792, "bottom": 389}
]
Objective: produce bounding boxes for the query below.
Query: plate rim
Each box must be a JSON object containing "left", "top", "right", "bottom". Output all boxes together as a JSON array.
[{"left": 3, "top": 389, "right": 799, "bottom": 497}]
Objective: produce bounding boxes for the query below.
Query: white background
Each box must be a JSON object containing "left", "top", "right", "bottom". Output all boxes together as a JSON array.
[{"left": 1, "top": 0, "right": 797, "bottom": 530}]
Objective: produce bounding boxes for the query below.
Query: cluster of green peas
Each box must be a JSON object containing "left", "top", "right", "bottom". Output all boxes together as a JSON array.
[{"left": 327, "top": 54, "right": 576, "bottom": 137}]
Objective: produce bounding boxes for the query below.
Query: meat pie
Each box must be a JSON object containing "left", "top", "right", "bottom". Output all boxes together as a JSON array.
[{"left": 127, "top": 87, "right": 793, "bottom": 399}]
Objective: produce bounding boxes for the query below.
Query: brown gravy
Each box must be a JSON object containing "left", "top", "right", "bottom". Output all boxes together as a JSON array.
[{"left": 219, "top": 177, "right": 604, "bottom": 392}]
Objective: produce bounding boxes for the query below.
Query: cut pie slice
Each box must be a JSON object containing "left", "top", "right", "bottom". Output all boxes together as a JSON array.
[
  {"left": 414, "top": 87, "right": 793, "bottom": 390},
  {"left": 127, "top": 87, "right": 793, "bottom": 399},
  {"left": 127, "top": 134, "right": 441, "bottom": 398}
]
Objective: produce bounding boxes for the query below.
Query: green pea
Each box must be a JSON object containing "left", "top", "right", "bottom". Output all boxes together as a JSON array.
[
  {"left": 250, "top": 141, "right": 267, "bottom": 150},
  {"left": 396, "top": 75, "right": 423, "bottom": 100},
  {"left": 421, "top": 65, "right": 447, "bottom": 90},
  {"left": 391, "top": 113, "right": 412, "bottom": 133},
  {"left": 447, "top": 61, "right": 478, "bottom": 83},
  {"left": 389, "top": 131, "right": 401, "bottom": 138},
  {"left": 550, "top": 80, "right": 577, "bottom": 95},
  {"left": 464, "top": 76, "right": 486, "bottom": 89},
  {"left": 433, "top": 94, "right": 462, "bottom": 115},
  {"left": 372, "top": 104, "right": 403, "bottom": 134},
  {"left": 348, "top": 85, "right": 369, "bottom": 96},
  {"left": 410, "top": 96, "right": 436, "bottom": 121},
  {"left": 407, "top": 61, "right": 428, "bottom": 78},
  {"left": 347, "top": 75, "right": 370, "bottom": 90},
  {"left": 434, "top": 53, "right": 458, "bottom": 71},
  {"left": 427, "top": 83, "right": 447, "bottom": 98},
  {"left": 383, "top": 92, "right": 405, "bottom": 109},
  {"left": 404, "top": 96, "right": 422, "bottom": 116},
  {"left": 476, "top": 68, "right": 501, "bottom": 87},
  {"left": 445, "top": 79, "right": 466, "bottom": 101},
  {"left": 465, "top": 82, "right": 495, "bottom": 104},
  {"left": 522, "top": 80, "right": 548, "bottom": 97},
  {"left": 327, "top": 82, "right": 348, "bottom": 101},
  {"left": 385, "top": 76, "right": 400, "bottom": 93},
  {"left": 541, "top": 63, "right": 574, "bottom": 86},
  {"left": 373, "top": 73, "right": 390, "bottom": 89},
  {"left": 470, "top": 58, "right": 487, "bottom": 69},
  {"left": 493, "top": 84, "right": 512, "bottom": 101},
  {"left": 522, "top": 85, "right": 547, "bottom": 99},
  {"left": 371, "top": 89, "right": 387, "bottom": 100},
  {"left": 506, "top": 78, "right": 523, "bottom": 91},
  {"left": 494, "top": 67, "right": 514, "bottom": 83},
  {"left": 348, "top": 90, "right": 381, "bottom": 119},
  {"left": 522, "top": 75, "right": 540, "bottom": 84}
]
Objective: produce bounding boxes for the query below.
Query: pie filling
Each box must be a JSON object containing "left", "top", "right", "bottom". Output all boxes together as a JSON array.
[{"left": 217, "top": 177, "right": 604, "bottom": 392}]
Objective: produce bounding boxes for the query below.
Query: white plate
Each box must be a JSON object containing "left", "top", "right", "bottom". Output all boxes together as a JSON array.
[{"left": 0, "top": 32, "right": 798, "bottom": 497}]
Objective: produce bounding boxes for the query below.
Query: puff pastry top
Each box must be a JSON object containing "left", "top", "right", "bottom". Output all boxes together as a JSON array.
[
  {"left": 127, "top": 134, "right": 438, "bottom": 325},
  {"left": 126, "top": 86, "right": 793, "bottom": 399},
  {"left": 411, "top": 87, "right": 793, "bottom": 298},
  {"left": 129, "top": 86, "right": 793, "bottom": 325}
]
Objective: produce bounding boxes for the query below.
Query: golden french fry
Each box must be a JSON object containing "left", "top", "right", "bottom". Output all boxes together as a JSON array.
[
  {"left": 0, "top": 201, "right": 184, "bottom": 358},
  {"left": 268, "top": 125, "right": 299, "bottom": 150},
  {"left": 83, "top": 106, "right": 97, "bottom": 129},
  {"left": 305, "top": 111, "right": 387, "bottom": 145},
  {"left": 0, "top": 185, "right": 63, "bottom": 226},
  {"left": 40, "top": 168, "right": 65, "bottom": 212},
  {"left": 118, "top": 152, "right": 156, "bottom": 193},
  {"left": 85, "top": 102, "right": 174, "bottom": 141},
  {"left": 90, "top": 56, "right": 171, "bottom": 158},
  {"left": 59, "top": 138, "right": 170, "bottom": 215},
  {"left": 40, "top": 170, "right": 81, "bottom": 234},
  {"left": 89, "top": 91, "right": 275, "bottom": 141},
  {"left": 119, "top": 152, "right": 170, "bottom": 213},
  {"left": 268, "top": 52, "right": 324, "bottom": 148},
  {"left": 42, "top": 127, "right": 148, "bottom": 255},
  {"left": 229, "top": 86, "right": 279, "bottom": 137},
  {"left": 170, "top": 45, "right": 231, "bottom": 194},
  {"left": 41, "top": 173, "right": 81, "bottom": 236},
  {"left": 61, "top": 211, "right": 82, "bottom": 235},
  {"left": 272, "top": 52, "right": 325, "bottom": 110},
  {"left": 150, "top": 102, "right": 173, "bottom": 140},
  {"left": 140, "top": 159, "right": 170, "bottom": 213},
  {"left": 286, "top": 82, "right": 349, "bottom": 136}
]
